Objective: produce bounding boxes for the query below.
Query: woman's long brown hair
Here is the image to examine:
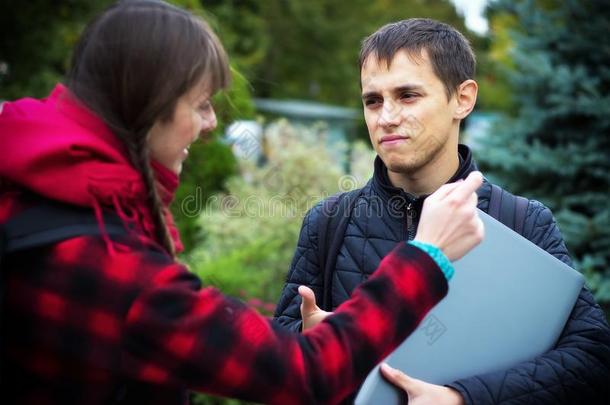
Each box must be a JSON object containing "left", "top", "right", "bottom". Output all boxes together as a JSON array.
[{"left": 67, "top": 0, "right": 230, "bottom": 256}]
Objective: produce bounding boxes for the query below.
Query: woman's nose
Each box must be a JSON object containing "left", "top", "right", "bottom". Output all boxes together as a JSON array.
[{"left": 200, "top": 107, "right": 217, "bottom": 135}]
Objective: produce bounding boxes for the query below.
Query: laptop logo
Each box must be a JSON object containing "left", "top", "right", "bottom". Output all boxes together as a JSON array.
[{"left": 419, "top": 314, "right": 447, "bottom": 345}]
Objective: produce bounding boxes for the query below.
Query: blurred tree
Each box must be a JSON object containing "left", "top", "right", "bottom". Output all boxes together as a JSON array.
[
  {"left": 0, "top": 0, "right": 114, "bottom": 98},
  {"left": 475, "top": 7, "right": 519, "bottom": 113},
  {"left": 478, "top": 0, "right": 610, "bottom": 309},
  {"left": 202, "top": 0, "right": 483, "bottom": 107}
]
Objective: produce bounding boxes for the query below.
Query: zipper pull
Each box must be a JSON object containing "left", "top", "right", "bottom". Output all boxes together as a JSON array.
[
  {"left": 406, "top": 202, "right": 417, "bottom": 240},
  {"left": 406, "top": 202, "right": 416, "bottom": 218},
  {"left": 406, "top": 202, "right": 413, "bottom": 239}
]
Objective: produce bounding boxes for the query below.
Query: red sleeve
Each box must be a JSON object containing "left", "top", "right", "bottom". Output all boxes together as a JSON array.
[{"left": 122, "top": 242, "right": 448, "bottom": 404}]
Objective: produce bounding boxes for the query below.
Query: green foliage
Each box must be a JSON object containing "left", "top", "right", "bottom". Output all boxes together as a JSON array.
[
  {"left": 186, "top": 120, "right": 374, "bottom": 304},
  {"left": 0, "top": 0, "right": 113, "bottom": 98},
  {"left": 202, "top": 0, "right": 481, "bottom": 107},
  {"left": 473, "top": 6, "right": 521, "bottom": 112},
  {"left": 477, "top": 0, "right": 610, "bottom": 308},
  {"left": 173, "top": 137, "right": 238, "bottom": 252}
]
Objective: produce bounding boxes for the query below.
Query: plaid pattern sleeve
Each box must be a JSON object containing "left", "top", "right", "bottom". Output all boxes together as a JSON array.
[
  {"left": 121, "top": 241, "right": 448, "bottom": 404},
  {"left": 4, "top": 231, "right": 447, "bottom": 404}
]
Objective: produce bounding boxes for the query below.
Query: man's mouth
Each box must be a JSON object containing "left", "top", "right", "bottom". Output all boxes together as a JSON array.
[{"left": 379, "top": 135, "right": 410, "bottom": 146}]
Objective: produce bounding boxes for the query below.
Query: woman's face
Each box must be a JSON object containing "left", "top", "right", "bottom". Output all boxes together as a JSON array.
[{"left": 148, "top": 83, "right": 217, "bottom": 174}]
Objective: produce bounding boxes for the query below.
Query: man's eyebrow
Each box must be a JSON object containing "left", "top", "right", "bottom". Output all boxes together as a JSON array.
[
  {"left": 393, "top": 84, "right": 424, "bottom": 93},
  {"left": 361, "top": 84, "right": 424, "bottom": 99},
  {"left": 361, "top": 91, "right": 379, "bottom": 100}
]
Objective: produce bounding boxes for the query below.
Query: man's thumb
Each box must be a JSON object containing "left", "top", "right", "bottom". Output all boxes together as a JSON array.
[
  {"left": 298, "top": 285, "right": 318, "bottom": 314},
  {"left": 380, "top": 363, "right": 417, "bottom": 393}
]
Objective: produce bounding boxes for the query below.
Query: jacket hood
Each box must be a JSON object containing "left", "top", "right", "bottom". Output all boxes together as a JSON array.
[{"left": 0, "top": 84, "right": 183, "bottom": 253}]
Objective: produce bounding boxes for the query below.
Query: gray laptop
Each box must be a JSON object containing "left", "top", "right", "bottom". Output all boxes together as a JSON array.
[{"left": 355, "top": 209, "right": 584, "bottom": 405}]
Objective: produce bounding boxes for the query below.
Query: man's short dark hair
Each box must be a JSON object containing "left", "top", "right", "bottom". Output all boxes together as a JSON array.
[{"left": 359, "top": 18, "right": 476, "bottom": 99}]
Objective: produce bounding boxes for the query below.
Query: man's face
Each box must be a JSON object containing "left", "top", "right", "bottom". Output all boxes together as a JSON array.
[{"left": 361, "top": 49, "right": 460, "bottom": 175}]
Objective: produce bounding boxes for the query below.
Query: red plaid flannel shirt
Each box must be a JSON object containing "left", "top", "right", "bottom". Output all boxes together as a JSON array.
[
  {"left": 2, "top": 202, "right": 447, "bottom": 404},
  {"left": 0, "top": 84, "right": 449, "bottom": 404}
]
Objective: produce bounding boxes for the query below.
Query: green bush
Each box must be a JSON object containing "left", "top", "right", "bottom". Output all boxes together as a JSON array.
[{"left": 186, "top": 120, "right": 374, "bottom": 308}]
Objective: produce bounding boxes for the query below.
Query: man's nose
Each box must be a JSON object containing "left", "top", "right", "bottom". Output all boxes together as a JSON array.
[{"left": 378, "top": 100, "right": 401, "bottom": 128}]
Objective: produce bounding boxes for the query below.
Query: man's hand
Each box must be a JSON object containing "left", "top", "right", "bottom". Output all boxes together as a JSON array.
[
  {"left": 298, "top": 286, "right": 332, "bottom": 331},
  {"left": 380, "top": 363, "right": 465, "bottom": 405}
]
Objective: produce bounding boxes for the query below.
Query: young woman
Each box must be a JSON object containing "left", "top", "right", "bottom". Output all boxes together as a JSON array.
[{"left": 0, "top": 1, "right": 483, "bottom": 404}]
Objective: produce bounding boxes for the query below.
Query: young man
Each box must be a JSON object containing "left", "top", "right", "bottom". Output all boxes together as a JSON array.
[{"left": 274, "top": 19, "right": 610, "bottom": 404}]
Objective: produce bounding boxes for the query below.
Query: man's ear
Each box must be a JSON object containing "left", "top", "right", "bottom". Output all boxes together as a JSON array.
[{"left": 454, "top": 79, "right": 478, "bottom": 119}]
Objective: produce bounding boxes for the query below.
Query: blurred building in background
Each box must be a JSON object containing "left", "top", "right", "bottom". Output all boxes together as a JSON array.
[{"left": 226, "top": 98, "right": 360, "bottom": 167}]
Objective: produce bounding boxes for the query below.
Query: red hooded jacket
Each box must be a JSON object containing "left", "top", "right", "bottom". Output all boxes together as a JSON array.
[{"left": 0, "top": 85, "right": 448, "bottom": 404}]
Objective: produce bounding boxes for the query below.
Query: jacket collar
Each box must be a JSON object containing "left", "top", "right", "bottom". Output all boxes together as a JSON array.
[{"left": 371, "top": 144, "right": 479, "bottom": 205}]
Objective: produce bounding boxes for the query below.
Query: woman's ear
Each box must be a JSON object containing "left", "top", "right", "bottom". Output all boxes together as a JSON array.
[{"left": 454, "top": 79, "right": 478, "bottom": 119}]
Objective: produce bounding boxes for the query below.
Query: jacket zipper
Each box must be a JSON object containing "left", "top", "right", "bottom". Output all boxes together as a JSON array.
[{"left": 406, "top": 202, "right": 418, "bottom": 241}]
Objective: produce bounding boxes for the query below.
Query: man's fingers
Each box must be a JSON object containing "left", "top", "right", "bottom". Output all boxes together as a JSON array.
[
  {"left": 445, "top": 171, "right": 483, "bottom": 202},
  {"left": 380, "top": 363, "right": 416, "bottom": 392},
  {"left": 298, "top": 285, "right": 319, "bottom": 314}
]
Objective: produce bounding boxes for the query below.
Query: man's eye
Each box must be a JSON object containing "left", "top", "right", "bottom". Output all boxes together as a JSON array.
[
  {"left": 401, "top": 93, "right": 417, "bottom": 100},
  {"left": 198, "top": 101, "right": 211, "bottom": 111},
  {"left": 365, "top": 98, "right": 381, "bottom": 107}
]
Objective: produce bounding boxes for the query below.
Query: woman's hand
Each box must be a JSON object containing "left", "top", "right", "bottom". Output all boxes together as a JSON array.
[
  {"left": 415, "top": 171, "right": 484, "bottom": 261},
  {"left": 300, "top": 172, "right": 484, "bottom": 331}
]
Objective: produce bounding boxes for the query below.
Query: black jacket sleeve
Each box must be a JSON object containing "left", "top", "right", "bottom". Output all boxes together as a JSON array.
[
  {"left": 448, "top": 201, "right": 610, "bottom": 404},
  {"left": 273, "top": 202, "right": 325, "bottom": 333}
]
